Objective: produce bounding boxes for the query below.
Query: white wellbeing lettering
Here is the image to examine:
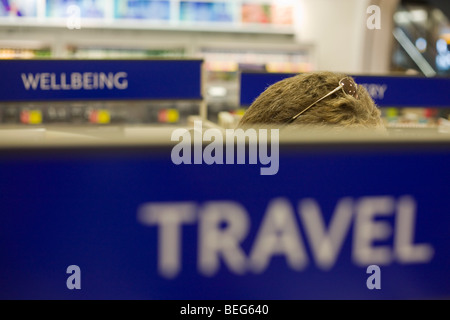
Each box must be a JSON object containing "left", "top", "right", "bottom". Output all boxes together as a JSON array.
[
  {"left": 21, "top": 73, "right": 40, "bottom": 90},
  {"left": 21, "top": 72, "right": 128, "bottom": 91}
]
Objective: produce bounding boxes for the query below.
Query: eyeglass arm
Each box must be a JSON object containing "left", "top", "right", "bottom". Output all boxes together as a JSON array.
[{"left": 290, "top": 85, "right": 342, "bottom": 121}]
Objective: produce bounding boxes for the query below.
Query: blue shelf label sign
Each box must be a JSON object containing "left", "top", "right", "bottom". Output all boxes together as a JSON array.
[{"left": 0, "top": 59, "right": 203, "bottom": 102}]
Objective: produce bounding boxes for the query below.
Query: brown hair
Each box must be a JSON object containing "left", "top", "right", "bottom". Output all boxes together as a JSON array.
[{"left": 238, "top": 71, "right": 385, "bottom": 130}]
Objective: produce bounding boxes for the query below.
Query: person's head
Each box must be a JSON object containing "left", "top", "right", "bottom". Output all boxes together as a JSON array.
[{"left": 238, "top": 71, "right": 385, "bottom": 131}]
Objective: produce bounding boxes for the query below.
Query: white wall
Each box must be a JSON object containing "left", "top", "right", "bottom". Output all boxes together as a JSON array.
[{"left": 294, "top": 0, "right": 400, "bottom": 74}]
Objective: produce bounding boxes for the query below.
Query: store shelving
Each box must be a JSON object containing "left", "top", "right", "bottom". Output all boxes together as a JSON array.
[
  {"left": 0, "top": 0, "right": 295, "bottom": 34},
  {"left": 0, "top": 0, "right": 315, "bottom": 125}
]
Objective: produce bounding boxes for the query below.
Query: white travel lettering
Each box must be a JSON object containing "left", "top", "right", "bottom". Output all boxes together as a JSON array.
[
  {"left": 198, "top": 201, "right": 249, "bottom": 276},
  {"left": 394, "top": 196, "right": 434, "bottom": 263},
  {"left": 249, "top": 198, "right": 308, "bottom": 272},
  {"left": 137, "top": 202, "right": 197, "bottom": 278},
  {"left": 299, "top": 197, "right": 354, "bottom": 270},
  {"left": 353, "top": 196, "right": 394, "bottom": 266},
  {"left": 138, "top": 195, "right": 435, "bottom": 278}
]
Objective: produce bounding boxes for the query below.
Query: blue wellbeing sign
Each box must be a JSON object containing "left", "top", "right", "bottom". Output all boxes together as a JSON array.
[
  {"left": 240, "top": 72, "right": 450, "bottom": 107},
  {"left": 0, "top": 59, "right": 203, "bottom": 102},
  {"left": 0, "top": 141, "right": 449, "bottom": 299}
]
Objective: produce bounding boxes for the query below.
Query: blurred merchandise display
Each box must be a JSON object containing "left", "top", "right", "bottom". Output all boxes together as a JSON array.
[
  {"left": 66, "top": 47, "right": 185, "bottom": 59},
  {"left": 19, "top": 108, "right": 42, "bottom": 125},
  {"left": 241, "top": 2, "right": 292, "bottom": 25},
  {"left": 0, "top": 101, "right": 200, "bottom": 126},
  {"left": 45, "top": 0, "right": 106, "bottom": 18},
  {"left": 0, "top": 48, "right": 51, "bottom": 59},
  {"left": 179, "top": 1, "right": 233, "bottom": 23},
  {"left": 381, "top": 107, "right": 448, "bottom": 130},
  {"left": 0, "top": 0, "right": 37, "bottom": 17},
  {"left": 199, "top": 47, "right": 313, "bottom": 123},
  {"left": 200, "top": 48, "right": 312, "bottom": 73},
  {"left": 392, "top": 1, "right": 450, "bottom": 76},
  {"left": 270, "top": 3, "right": 292, "bottom": 25},
  {"left": 241, "top": 3, "right": 271, "bottom": 24},
  {"left": 114, "top": 0, "right": 170, "bottom": 20},
  {"left": 0, "top": 0, "right": 295, "bottom": 28}
]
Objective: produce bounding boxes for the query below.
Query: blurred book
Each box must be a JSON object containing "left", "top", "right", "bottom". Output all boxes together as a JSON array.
[
  {"left": 241, "top": 3, "right": 270, "bottom": 24},
  {"left": 241, "top": 3, "right": 293, "bottom": 25},
  {"left": 114, "top": 0, "right": 170, "bottom": 20},
  {"left": 179, "top": 1, "right": 233, "bottom": 23},
  {"left": 271, "top": 4, "right": 292, "bottom": 25},
  {"left": 46, "top": 0, "right": 106, "bottom": 18}
]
